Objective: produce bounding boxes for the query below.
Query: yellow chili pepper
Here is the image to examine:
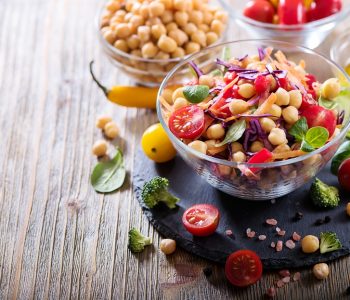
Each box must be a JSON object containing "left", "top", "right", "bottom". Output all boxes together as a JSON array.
[{"left": 89, "top": 61, "right": 158, "bottom": 109}]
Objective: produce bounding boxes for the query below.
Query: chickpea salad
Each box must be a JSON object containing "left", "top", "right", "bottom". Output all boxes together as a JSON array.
[{"left": 160, "top": 47, "right": 346, "bottom": 171}]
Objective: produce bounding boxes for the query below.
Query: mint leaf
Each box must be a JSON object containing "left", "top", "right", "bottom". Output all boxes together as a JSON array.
[
  {"left": 301, "top": 140, "right": 314, "bottom": 152},
  {"left": 183, "top": 85, "right": 209, "bottom": 103},
  {"left": 289, "top": 117, "right": 308, "bottom": 142},
  {"left": 215, "top": 119, "right": 246, "bottom": 147},
  {"left": 305, "top": 126, "right": 329, "bottom": 148},
  {"left": 91, "top": 148, "right": 126, "bottom": 193}
]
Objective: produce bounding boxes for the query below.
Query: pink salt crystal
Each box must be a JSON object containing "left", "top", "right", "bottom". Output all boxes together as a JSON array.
[
  {"left": 266, "top": 218, "right": 278, "bottom": 226},
  {"left": 266, "top": 287, "right": 276, "bottom": 298},
  {"left": 247, "top": 231, "right": 256, "bottom": 238},
  {"left": 292, "top": 232, "right": 301, "bottom": 242},
  {"left": 277, "top": 230, "right": 286, "bottom": 236},
  {"left": 293, "top": 272, "right": 301, "bottom": 282},
  {"left": 282, "top": 276, "right": 290, "bottom": 283},
  {"left": 225, "top": 229, "right": 233, "bottom": 236},
  {"left": 275, "top": 227, "right": 281, "bottom": 232},
  {"left": 276, "top": 240, "right": 283, "bottom": 252},
  {"left": 285, "top": 240, "right": 296, "bottom": 249},
  {"left": 258, "top": 235, "right": 267, "bottom": 241},
  {"left": 276, "top": 280, "right": 284, "bottom": 288},
  {"left": 278, "top": 270, "right": 290, "bottom": 277},
  {"left": 270, "top": 242, "right": 276, "bottom": 248}
]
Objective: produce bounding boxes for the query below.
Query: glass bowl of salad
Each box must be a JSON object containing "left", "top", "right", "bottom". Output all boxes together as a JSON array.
[
  {"left": 217, "top": 0, "right": 350, "bottom": 49},
  {"left": 157, "top": 40, "right": 350, "bottom": 200}
]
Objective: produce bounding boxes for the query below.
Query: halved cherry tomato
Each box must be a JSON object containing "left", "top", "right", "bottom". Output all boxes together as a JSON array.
[
  {"left": 247, "top": 148, "right": 273, "bottom": 173},
  {"left": 278, "top": 0, "right": 306, "bottom": 25},
  {"left": 254, "top": 75, "right": 269, "bottom": 94},
  {"left": 243, "top": 0, "right": 275, "bottom": 23},
  {"left": 301, "top": 105, "right": 337, "bottom": 136},
  {"left": 182, "top": 204, "right": 220, "bottom": 236},
  {"left": 224, "top": 71, "right": 238, "bottom": 84},
  {"left": 169, "top": 105, "right": 205, "bottom": 139},
  {"left": 307, "top": 0, "right": 342, "bottom": 22},
  {"left": 225, "top": 250, "right": 263, "bottom": 287},
  {"left": 338, "top": 158, "right": 350, "bottom": 191}
]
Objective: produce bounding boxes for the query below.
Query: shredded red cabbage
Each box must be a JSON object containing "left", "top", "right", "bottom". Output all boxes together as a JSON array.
[
  {"left": 247, "top": 95, "right": 261, "bottom": 106},
  {"left": 215, "top": 58, "right": 233, "bottom": 69},
  {"left": 258, "top": 47, "right": 265, "bottom": 61},
  {"left": 189, "top": 61, "right": 204, "bottom": 78},
  {"left": 337, "top": 110, "right": 345, "bottom": 125},
  {"left": 238, "top": 54, "right": 248, "bottom": 62}
]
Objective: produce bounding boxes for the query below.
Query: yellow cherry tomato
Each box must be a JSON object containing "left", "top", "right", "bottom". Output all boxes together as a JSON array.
[{"left": 141, "top": 123, "right": 176, "bottom": 163}]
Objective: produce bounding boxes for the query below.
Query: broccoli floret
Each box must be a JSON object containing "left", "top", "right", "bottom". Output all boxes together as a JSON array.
[
  {"left": 310, "top": 178, "right": 340, "bottom": 208},
  {"left": 320, "top": 232, "right": 342, "bottom": 254},
  {"left": 128, "top": 228, "right": 152, "bottom": 253},
  {"left": 141, "top": 176, "right": 179, "bottom": 209}
]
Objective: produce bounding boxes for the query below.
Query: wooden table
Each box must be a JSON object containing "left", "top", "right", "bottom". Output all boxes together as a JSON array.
[{"left": 1, "top": 0, "right": 350, "bottom": 299}]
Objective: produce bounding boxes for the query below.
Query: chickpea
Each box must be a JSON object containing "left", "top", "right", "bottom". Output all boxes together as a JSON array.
[
  {"left": 250, "top": 141, "right": 264, "bottom": 153},
  {"left": 313, "top": 263, "right": 329, "bottom": 280},
  {"left": 154, "top": 51, "right": 170, "bottom": 59},
  {"left": 141, "top": 42, "right": 158, "bottom": 58},
  {"left": 124, "top": 12, "right": 133, "bottom": 23},
  {"left": 166, "top": 22, "right": 178, "bottom": 32},
  {"left": 260, "top": 118, "right": 276, "bottom": 133},
  {"left": 131, "top": 49, "right": 142, "bottom": 57},
  {"left": 137, "top": 26, "right": 151, "bottom": 42},
  {"left": 321, "top": 78, "right": 341, "bottom": 100},
  {"left": 229, "top": 100, "right": 249, "bottom": 115},
  {"left": 268, "top": 128, "right": 287, "bottom": 146},
  {"left": 203, "top": 11, "right": 213, "bottom": 25},
  {"left": 171, "top": 47, "right": 186, "bottom": 58},
  {"left": 232, "top": 151, "right": 246, "bottom": 163},
  {"left": 161, "top": 10, "right": 173, "bottom": 24},
  {"left": 106, "top": 1, "right": 121, "bottom": 12},
  {"left": 103, "top": 29, "right": 117, "bottom": 44},
  {"left": 275, "top": 88, "right": 290, "bottom": 106},
  {"left": 145, "top": 17, "right": 162, "bottom": 26},
  {"left": 96, "top": 115, "right": 112, "bottom": 129},
  {"left": 346, "top": 202, "right": 350, "bottom": 217},
  {"left": 139, "top": 4, "right": 149, "bottom": 19},
  {"left": 231, "top": 142, "right": 243, "bottom": 153},
  {"left": 172, "top": 87, "right": 184, "bottom": 101},
  {"left": 115, "top": 23, "right": 131, "bottom": 38},
  {"left": 174, "top": 0, "right": 188, "bottom": 11},
  {"left": 188, "top": 10, "right": 203, "bottom": 25},
  {"left": 199, "top": 75, "right": 215, "bottom": 88},
  {"left": 130, "top": 15, "right": 144, "bottom": 28},
  {"left": 158, "top": 35, "right": 178, "bottom": 53},
  {"left": 218, "top": 164, "right": 231, "bottom": 176},
  {"left": 151, "top": 24, "right": 167, "bottom": 39},
  {"left": 125, "top": 1, "right": 133, "bottom": 12},
  {"left": 205, "top": 139, "right": 217, "bottom": 150},
  {"left": 303, "top": 154, "right": 322, "bottom": 166},
  {"left": 114, "top": 10, "right": 126, "bottom": 22},
  {"left": 206, "top": 32, "right": 218, "bottom": 45},
  {"left": 126, "top": 35, "right": 140, "bottom": 50},
  {"left": 183, "top": 23, "right": 197, "bottom": 35},
  {"left": 148, "top": 1, "right": 165, "bottom": 17},
  {"left": 301, "top": 235, "right": 319, "bottom": 253},
  {"left": 104, "top": 121, "right": 119, "bottom": 139},
  {"left": 174, "top": 11, "right": 189, "bottom": 27},
  {"left": 238, "top": 83, "right": 256, "bottom": 99},
  {"left": 162, "top": 88, "right": 174, "bottom": 104},
  {"left": 270, "top": 104, "right": 282, "bottom": 118},
  {"left": 188, "top": 140, "right": 207, "bottom": 154},
  {"left": 282, "top": 106, "right": 299, "bottom": 124},
  {"left": 206, "top": 124, "right": 225, "bottom": 139},
  {"left": 114, "top": 39, "right": 129, "bottom": 52},
  {"left": 173, "top": 97, "right": 188, "bottom": 110},
  {"left": 185, "top": 42, "right": 200, "bottom": 54},
  {"left": 214, "top": 11, "right": 228, "bottom": 23},
  {"left": 289, "top": 90, "right": 302, "bottom": 108},
  {"left": 168, "top": 29, "right": 188, "bottom": 46},
  {"left": 160, "top": 239, "right": 176, "bottom": 255},
  {"left": 191, "top": 30, "right": 206, "bottom": 47},
  {"left": 273, "top": 143, "right": 291, "bottom": 153},
  {"left": 211, "top": 19, "right": 224, "bottom": 35},
  {"left": 92, "top": 140, "right": 108, "bottom": 157},
  {"left": 266, "top": 74, "right": 277, "bottom": 91}
]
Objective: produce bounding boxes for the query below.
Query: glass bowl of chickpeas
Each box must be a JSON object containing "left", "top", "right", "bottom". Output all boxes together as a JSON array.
[
  {"left": 157, "top": 40, "right": 350, "bottom": 200},
  {"left": 98, "top": 0, "right": 229, "bottom": 86}
]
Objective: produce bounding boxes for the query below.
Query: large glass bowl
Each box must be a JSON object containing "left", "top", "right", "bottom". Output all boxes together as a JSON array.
[
  {"left": 217, "top": 0, "right": 350, "bottom": 49},
  {"left": 157, "top": 40, "right": 350, "bottom": 200},
  {"left": 97, "top": 0, "right": 229, "bottom": 87}
]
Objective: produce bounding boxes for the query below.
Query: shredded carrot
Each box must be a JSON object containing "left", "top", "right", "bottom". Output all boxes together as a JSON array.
[
  {"left": 254, "top": 93, "right": 276, "bottom": 115},
  {"left": 272, "top": 150, "right": 305, "bottom": 160}
]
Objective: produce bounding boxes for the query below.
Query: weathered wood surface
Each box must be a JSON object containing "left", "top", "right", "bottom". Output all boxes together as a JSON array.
[{"left": 0, "top": 0, "right": 350, "bottom": 299}]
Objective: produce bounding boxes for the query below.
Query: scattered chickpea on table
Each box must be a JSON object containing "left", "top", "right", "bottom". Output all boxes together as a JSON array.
[
  {"left": 313, "top": 263, "right": 330, "bottom": 280},
  {"left": 160, "top": 238, "right": 176, "bottom": 255},
  {"left": 301, "top": 235, "right": 320, "bottom": 254}
]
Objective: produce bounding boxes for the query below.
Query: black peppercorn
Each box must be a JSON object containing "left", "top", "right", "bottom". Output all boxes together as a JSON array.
[
  {"left": 203, "top": 267, "right": 213, "bottom": 277},
  {"left": 294, "top": 212, "right": 303, "bottom": 221},
  {"left": 324, "top": 216, "right": 331, "bottom": 223},
  {"left": 315, "top": 219, "right": 325, "bottom": 226}
]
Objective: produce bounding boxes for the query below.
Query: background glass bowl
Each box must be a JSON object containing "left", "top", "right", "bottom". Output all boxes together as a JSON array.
[
  {"left": 217, "top": 0, "right": 350, "bottom": 49},
  {"left": 157, "top": 40, "right": 350, "bottom": 200},
  {"left": 97, "top": 0, "right": 229, "bottom": 87},
  {"left": 330, "top": 29, "right": 350, "bottom": 75}
]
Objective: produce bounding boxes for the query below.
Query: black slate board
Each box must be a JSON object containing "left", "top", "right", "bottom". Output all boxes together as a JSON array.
[{"left": 133, "top": 147, "right": 350, "bottom": 270}]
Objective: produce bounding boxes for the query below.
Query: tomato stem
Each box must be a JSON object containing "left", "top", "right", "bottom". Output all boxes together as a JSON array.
[{"left": 89, "top": 60, "right": 109, "bottom": 96}]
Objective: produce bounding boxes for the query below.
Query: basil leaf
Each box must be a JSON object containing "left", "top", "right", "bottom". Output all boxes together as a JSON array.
[
  {"left": 318, "top": 96, "right": 338, "bottom": 110},
  {"left": 304, "top": 126, "right": 329, "bottom": 148},
  {"left": 331, "top": 141, "right": 350, "bottom": 175},
  {"left": 91, "top": 148, "right": 126, "bottom": 193},
  {"left": 288, "top": 117, "right": 308, "bottom": 142},
  {"left": 300, "top": 140, "right": 314, "bottom": 152},
  {"left": 183, "top": 85, "right": 209, "bottom": 104},
  {"left": 215, "top": 119, "right": 246, "bottom": 147}
]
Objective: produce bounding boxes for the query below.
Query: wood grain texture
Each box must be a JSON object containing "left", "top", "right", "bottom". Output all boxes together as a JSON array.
[{"left": 0, "top": 0, "right": 350, "bottom": 299}]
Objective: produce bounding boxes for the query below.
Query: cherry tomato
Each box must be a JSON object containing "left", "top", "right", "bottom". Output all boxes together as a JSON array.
[
  {"left": 338, "top": 158, "right": 350, "bottom": 191},
  {"left": 225, "top": 250, "right": 263, "bottom": 287},
  {"left": 243, "top": 0, "right": 275, "bottom": 23},
  {"left": 301, "top": 105, "right": 337, "bottom": 136},
  {"left": 307, "top": 0, "right": 342, "bottom": 22},
  {"left": 141, "top": 123, "right": 177, "bottom": 163},
  {"left": 224, "top": 71, "right": 238, "bottom": 84},
  {"left": 254, "top": 75, "right": 269, "bottom": 94},
  {"left": 278, "top": 0, "right": 306, "bottom": 25},
  {"left": 247, "top": 148, "right": 273, "bottom": 173},
  {"left": 182, "top": 204, "right": 220, "bottom": 236},
  {"left": 169, "top": 105, "right": 205, "bottom": 139}
]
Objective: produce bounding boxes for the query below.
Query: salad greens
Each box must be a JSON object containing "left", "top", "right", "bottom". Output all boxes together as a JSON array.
[
  {"left": 215, "top": 119, "right": 246, "bottom": 147},
  {"left": 91, "top": 148, "right": 126, "bottom": 193},
  {"left": 183, "top": 85, "right": 209, "bottom": 104},
  {"left": 320, "top": 232, "right": 342, "bottom": 254},
  {"left": 289, "top": 117, "right": 308, "bottom": 142},
  {"left": 331, "top": 140, "right": 350, "bottom": 175}
]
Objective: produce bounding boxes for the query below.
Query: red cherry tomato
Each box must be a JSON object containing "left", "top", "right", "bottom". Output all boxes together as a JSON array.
[
  {"left": 278, "top": 0, "right": 306, "bottom": 25},
  {"left": 301, "top": 105, "right": 337, "bottom": 136},
  {"left": 168, "top": 105, "right": 205, "bottom": 139},
  {"left": 225, "top": 250, "right": 263, "bottom": 287},
  {"left": 307, "top": 0, "right": 342, "bottom": 22},
  {"left": 182, "top": 204, "right": 220, "bottom": 236},
  {"left": 224, "top": 71, "right": 238, "bottom": 84},
  {"left": 243, "top": 0, "right": 275, "bottom": 23},
  {"left": 338, "top": 158, "right": 350, "bottom": 191},
  {"left": 254, "top": 75, "right": 269, "bottom": 94}
]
